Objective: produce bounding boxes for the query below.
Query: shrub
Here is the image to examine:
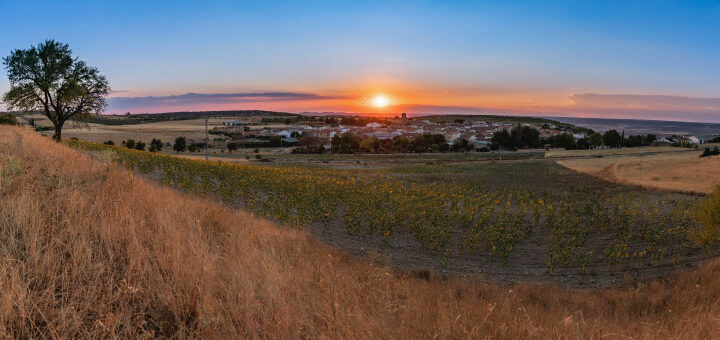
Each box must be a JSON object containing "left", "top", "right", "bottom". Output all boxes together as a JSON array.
[
  {"left": 699, "top": 146, "right": 720, "bottom": 158},
  {"left": 0, "top": 113, "right": 18, "bottom": 125},
  {"left": 124, "top": 139, "right": 136, "bottom": 149},
  {"left": 693, "top": 185, "right": 720, "bottom": 253},
  {"left": 35, "top": 126, "right": 53, "bottom": 132}
]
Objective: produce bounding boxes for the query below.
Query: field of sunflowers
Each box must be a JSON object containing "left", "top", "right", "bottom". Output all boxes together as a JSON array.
[{"left": 68, "top": 140, "right": 707, "bottom": 272}]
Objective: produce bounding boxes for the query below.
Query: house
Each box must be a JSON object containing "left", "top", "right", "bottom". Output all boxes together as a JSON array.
[
  {"left": 366, "top": 122, "right": 383, "bottom": 128},
  {"left": 687, "top": 136, "right": 703, "bottom": 144},
  {"left": 223, "top": 120, "right": 247, "bottom": 126}
]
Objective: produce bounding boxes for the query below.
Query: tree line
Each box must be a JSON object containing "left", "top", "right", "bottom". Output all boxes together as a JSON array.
[{"left": 491, "top": 126, "right": 656, "bottom": 150}]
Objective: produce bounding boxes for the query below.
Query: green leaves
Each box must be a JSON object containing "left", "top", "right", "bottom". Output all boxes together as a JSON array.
[{"left": 3, "top": 40, "right": 109, "bottom": 141}]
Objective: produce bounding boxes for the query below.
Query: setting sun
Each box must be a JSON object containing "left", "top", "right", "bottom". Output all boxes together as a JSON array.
[{"left": 371, "top": 94, "right": 390, "bottom": 108}]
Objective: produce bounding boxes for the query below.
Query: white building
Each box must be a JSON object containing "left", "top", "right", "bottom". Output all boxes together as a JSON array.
[{"left": 687, "top": 136, "right": 703, "bottom": 144}]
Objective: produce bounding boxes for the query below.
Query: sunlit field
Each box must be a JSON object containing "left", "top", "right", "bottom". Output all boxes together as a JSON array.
[
  {"left": 558, "top": 150, "right": 720, "bottom": 195},
  {"left": 545, "top": 146, "right": 687, "bottom": 158}
]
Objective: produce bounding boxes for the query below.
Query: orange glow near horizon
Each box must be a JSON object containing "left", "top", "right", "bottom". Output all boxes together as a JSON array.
[
  {"left": 371, "top": 94, "right": 390, "bottom": 108},
  {"left": 104, "top": 86, "right": 583, "bottom": 116}
]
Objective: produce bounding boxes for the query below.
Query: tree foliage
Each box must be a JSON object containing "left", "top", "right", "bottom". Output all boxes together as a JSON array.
[
  {"left": 588, "top": 133, "right": 603, "bottom": 148},
  {"left": 491, "top": 125, "right": 541, "bottom": 150},
  {"left": 2, "top": 40, "right": 110, "bottom": 141},
  {"left": 603, "top": 130, "right": 622, "bottom": 148},
  {"left": 149, "top": 138, "right": 163, "bottom": 152},
  {"left": 173, "top": 137, "right": 187, "bottom": 154}
]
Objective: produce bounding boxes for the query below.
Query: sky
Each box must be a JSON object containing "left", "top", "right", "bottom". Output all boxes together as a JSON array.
[{"left": 1, "top": 0, "right": 719, "bottom": 122}]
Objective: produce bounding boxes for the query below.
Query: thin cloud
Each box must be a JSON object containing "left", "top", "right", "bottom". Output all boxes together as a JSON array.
[
  {"left": 108, "top": 92, "right": 348, "bottom": 112},
  {"left": 569, "top": 93, "right": 720, "bottom": 111}
]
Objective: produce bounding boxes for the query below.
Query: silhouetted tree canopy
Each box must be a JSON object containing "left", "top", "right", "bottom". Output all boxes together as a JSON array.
[{"left": 2, "top": 40, "right": 110, "bottom": 141}]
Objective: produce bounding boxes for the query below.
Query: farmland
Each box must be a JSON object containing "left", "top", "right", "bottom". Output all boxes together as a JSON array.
[
  {"left": 3, "top": 126, "right": 720, "bottom": 337},
  {"left": 67, "top": 138, "right": 711, "bottom": 286},
  {"left": 557, "top": 149, "right": 720, "bottom": 195}
]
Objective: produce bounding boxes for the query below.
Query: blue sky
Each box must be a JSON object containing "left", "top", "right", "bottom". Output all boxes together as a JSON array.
[{"left": 1, "top": 0, "right": 719, "bottom": 121}]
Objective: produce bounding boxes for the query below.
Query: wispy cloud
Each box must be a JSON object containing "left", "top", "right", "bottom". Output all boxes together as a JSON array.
[
  {"left": 108, "top": 92, "right": 348, "bottom": 113},
  {"left": 536, "top": 93, "right": 720, "bottom": 123}
]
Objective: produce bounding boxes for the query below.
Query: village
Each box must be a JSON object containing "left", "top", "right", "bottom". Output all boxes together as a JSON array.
[{"left": 211, "top": 113, "right": 590, "bottom": 151}]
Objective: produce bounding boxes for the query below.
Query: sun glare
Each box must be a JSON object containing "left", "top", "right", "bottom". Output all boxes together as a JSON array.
[{"left": 371, "top": 94, "right": 390, "bottom": 108}]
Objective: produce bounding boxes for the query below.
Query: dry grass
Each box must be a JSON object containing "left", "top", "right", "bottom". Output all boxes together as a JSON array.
[
  {"left": 557, "top": 151, "right": 720, "bottom": 195},
  {"left": 1, "top": 126, "right": 720, "bottom": 338},
  {"left": 546, "top": 146, "right": 685, "bottom": 158}
]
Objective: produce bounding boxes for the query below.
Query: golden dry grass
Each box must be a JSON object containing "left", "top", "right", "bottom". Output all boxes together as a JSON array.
[
  {"left": 557, "top": 151, "right": 720, "bottom": 195},
  {"left": 546, "top": 146, "right": 683, "bottom": 158},
  {"left": 1, "top": 126, "right": 720, "bottom": 338}
]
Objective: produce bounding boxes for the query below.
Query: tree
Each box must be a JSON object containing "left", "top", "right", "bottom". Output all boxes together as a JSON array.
[
  {"left": 150, "top": 138, "right": 163, "bottom": 152},
  {"left": 552, "top": 133, "right": 576, "bottom": 150},
  {"left": 2, "top": 40, "right": 110, "bottom": 141},
  {"left": 511, "top": 125, "right": 541, "bottom": 148},
  {"left": 134, "top": 141, "right": 146, "bottom": 151},
  {"left": 391, "top": 136, "right": 410, "bottom": 153},
  {"left": 124, "top": 139, "right": 136, "bottom": 149},
  {"left": 173, "top": 137, "right": 187, "bottom": 154},
  {"left": 268, "top": 135, "right": 282, "bottom": 147},
  {"left": 103, "top": 140, "right": 114, "bottom": 146},
  {"left": 603, "top": 130, "right": 622, "bottom": 148},
  {"left": 331, "top": 132, "right": 360, "bottom": 154},
  {"left": 450, "top": 138, "right": 473, "bottom": 152},
  {"left": 588, "top": 132, "right": 603, "bottom": 148},
  {"left": 491, "top": 130, "right": 513, "bottom": 150},
  {"left": 227, "top": 142, "right": 239, "bottom": 154}
]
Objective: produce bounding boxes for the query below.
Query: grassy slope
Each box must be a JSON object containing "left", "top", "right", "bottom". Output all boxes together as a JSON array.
[{"left": 0, "top": 126, "right": 719, "bottom": 338}]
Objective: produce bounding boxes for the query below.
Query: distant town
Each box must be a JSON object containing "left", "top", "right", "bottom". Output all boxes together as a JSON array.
[{"left": 7, "top": 110, "right": 714, "bottom": 154}]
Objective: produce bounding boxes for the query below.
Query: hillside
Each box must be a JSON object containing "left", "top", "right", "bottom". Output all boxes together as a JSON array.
[{"left": 1, "top": 126, "right": 719, "bottom": 338}]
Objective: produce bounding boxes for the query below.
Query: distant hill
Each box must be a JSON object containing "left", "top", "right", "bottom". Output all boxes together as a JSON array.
[{"left": 551, "top": 117, "right": 720, "bottom": 138}]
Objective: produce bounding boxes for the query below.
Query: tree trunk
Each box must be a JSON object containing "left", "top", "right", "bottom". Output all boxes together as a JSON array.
[{"left": 52, "top": 122, "right": 64, "bottom": 142}]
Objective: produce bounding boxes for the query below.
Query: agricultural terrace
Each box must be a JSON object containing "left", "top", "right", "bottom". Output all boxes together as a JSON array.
[{"left": 67, "top": 140, "right": 712, "bottom": 286}]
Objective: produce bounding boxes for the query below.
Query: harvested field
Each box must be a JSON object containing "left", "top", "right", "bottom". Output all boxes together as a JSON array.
[
  {"left": 558, "top": 151, "right": 720, "bottom": 195},
  {"left": 546, "top": 146, "right": 686, "bottom": 158}
]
